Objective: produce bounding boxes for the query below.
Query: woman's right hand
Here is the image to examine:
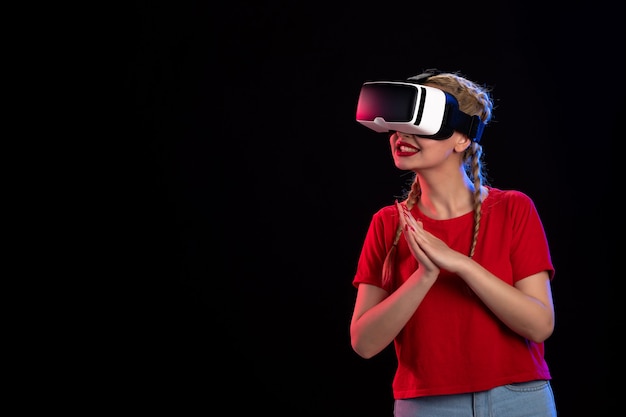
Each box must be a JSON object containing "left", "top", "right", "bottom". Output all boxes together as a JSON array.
[{"left": 396, "top": 201, "right": 440, "bottom": 277}]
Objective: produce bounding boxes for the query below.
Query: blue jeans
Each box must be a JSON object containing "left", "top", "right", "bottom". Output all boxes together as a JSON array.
[{"left": 394, "top": 380, "right": 556, "bottom": 417}]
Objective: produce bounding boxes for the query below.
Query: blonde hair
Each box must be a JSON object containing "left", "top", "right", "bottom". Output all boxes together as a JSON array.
[{"left": 381, "top": 71, "right": 494, "bottom": 289}]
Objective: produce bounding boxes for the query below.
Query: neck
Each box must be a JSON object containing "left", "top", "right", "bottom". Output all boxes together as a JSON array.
[{"left": 416, "top": 173, "right": 477, "bottom": 220}]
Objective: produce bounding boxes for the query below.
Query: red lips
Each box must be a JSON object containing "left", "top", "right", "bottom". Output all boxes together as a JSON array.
[{"left": 396, "top": 140, "right": 419, "bottom": 156}]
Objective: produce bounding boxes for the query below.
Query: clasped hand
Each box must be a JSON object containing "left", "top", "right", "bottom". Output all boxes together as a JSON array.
[{"left": 396, "top": 201, "right": 466, "bottom": 274}]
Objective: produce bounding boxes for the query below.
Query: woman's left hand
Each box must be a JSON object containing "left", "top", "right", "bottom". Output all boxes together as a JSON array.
[{"left": 397, "top": 201, "right": 467, "bottom": 273}]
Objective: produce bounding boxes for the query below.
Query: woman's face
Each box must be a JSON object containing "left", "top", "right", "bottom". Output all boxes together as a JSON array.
[{"left": 389, "top": 131, "right": 470, "bottom": 172}]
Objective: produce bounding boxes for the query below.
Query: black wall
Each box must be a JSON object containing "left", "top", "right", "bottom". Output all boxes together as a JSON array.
[{"left": 124, "top": 1, "right": 622, "bottom": 415}]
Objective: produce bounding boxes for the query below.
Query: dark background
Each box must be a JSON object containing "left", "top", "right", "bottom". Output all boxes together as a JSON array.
[{"left": 123, "top": 1, "right": 622, "bottom": 415}]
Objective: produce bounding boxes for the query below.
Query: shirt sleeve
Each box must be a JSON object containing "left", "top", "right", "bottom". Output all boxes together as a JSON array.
[
  {"left": 352, "top": 206, "right": 398, "bottom": 291},
  {"left": 507, "top": 190, "right": 555, "bottom": 282}
]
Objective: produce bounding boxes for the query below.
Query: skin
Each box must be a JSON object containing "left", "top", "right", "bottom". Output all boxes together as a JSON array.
[{"left": 350, "top": 130, "right": 555, "bottom": 359}]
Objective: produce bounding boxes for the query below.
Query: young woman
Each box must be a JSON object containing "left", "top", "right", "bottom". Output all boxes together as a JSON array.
[{"left": 350, "top": 70, "right": 557, "bottom": 416}]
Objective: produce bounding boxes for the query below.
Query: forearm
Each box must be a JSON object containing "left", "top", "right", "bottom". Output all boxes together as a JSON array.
[
  {"left": 351, "top": 270, "right": 436, "bottom": 359},
  {"left": 455, "top": 257, "right": 554, "bottom": 342}
]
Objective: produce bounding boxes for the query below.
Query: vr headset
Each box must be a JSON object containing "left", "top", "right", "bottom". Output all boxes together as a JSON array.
[{"left": 355, "top": 80, "right": 485, "bottom": 142}]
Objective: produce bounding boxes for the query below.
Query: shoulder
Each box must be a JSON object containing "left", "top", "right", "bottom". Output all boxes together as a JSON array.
[
  {"left": 486, "top": 187, "right": 535, "bottom": 207},
  {"left": 369, "top": 204, "right": 400, "bottom": 227},
  {"left": 373, "top": 204, "right": 398, "bottom": 217},
  {"left": 485, "top": 187, "right": 541, "bottom": 220}
]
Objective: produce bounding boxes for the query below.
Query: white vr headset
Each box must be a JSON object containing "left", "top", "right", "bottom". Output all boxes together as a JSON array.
[{"left": 355, "top": 80, "right": 485, "bottom": 142}]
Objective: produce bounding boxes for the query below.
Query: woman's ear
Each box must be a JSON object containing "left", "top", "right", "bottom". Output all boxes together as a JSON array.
[{"left": 454, "top": 134, "right": 472, "bottom": 153}]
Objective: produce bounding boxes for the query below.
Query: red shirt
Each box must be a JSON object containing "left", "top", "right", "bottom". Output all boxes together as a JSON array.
[{"left": 353, "top": 187, "right": 555, "bottom": 398}]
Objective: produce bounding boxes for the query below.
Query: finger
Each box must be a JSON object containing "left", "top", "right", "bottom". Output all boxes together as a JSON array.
[
  {"left": 396, "top": 201, "right": 408, "bottom": 229},
  {"left": 404, "top": 211, "right": 419, "bottom": 231},
  {"left": 399, "top": 203, "right": 418, "bottom": 223},
  {"left": 400, "top": 202, "right": 411, "bottom": 217}
]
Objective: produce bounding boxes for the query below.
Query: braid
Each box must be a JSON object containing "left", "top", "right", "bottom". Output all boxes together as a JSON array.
[
  {"left": 467, "top": 142, "right": 487, "bottom": 258},
  {"left": 428, "top": 73, "right": 492, "bottom": 258},
  {"left": 382, "top": 176, "right": 422, "bottom": 289}
]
